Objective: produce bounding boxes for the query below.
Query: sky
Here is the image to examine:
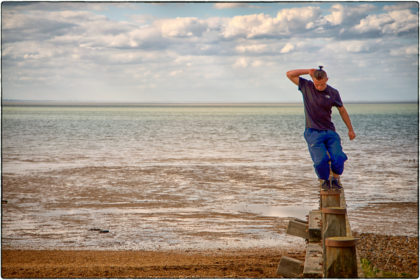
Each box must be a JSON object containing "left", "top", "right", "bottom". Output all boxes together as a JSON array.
[{"left": 2, "top": 1, "right": 419, "bottom": 103}]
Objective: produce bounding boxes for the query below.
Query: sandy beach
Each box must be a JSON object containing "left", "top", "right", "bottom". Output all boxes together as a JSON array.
[
  {"left": 2, "top": 247, "right": 303, "bottom": 278},
  {"left": 2, "top": 105, "right": 418, "bottom": 278},
  {"left": 2, "top": 233, "right": 418, "bottom": 278}
]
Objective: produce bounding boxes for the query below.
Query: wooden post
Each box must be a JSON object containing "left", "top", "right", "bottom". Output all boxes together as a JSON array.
[
  {"left": 325, "top": 237, "right": 358, "bottom": 278},
  {"left": 321, "top": 207, "right": 347, "bottom": 276},
  {"left": 308, "top": 210, "right": 321, "bottom": 242},
  {"left": 286, "top": 219, "right": 308, "bottom": 239},
  {"left": 303, "top": 243, "right": 323, "bottom": 278},
  {"left": 321, "top": 207, "right": 347, "bottom": 239},
  {"left": 277, "top": 256, "right": 304, "bottom": 278},
  {"left": 320, "top": 190, "right": 341, "bottom": 208}
]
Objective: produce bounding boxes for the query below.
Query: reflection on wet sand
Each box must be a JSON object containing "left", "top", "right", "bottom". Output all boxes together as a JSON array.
[{"left": 2, "top": 165, "right": 417, "bottom": 251}]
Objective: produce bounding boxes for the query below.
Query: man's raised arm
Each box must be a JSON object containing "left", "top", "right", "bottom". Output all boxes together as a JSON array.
[{"left": 286, "top": 69, "right": 315, "bottom": 86}]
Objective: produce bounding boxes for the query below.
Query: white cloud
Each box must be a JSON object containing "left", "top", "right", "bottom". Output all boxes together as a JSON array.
[
  {"left": 275, "top": 6, "right": 322, "bottom": 35},
  {"left": 232, "top": 57, "right": 265, "bottom": 68},
  {"left": 233, "top": 57, "right": 249, "bottom": 68},
  {"left": 323, "top": 40, "right": 374, "bottom": 54},
  {"left": 353, "top": 14, "right": 390, "bottom": 33},
  {"left": 353, "top": 9, "right": 418, "bottom": 35},
  {"left": 276, "top": 6, "right": 321, "bottom": 24},
  {"left": 324, "top": 4, "right": 375, "bottom": 26},
  {"left": 223, "top": 13, "right": 271, "bottom": 38},
  {"left": 213, "top": 3, "right": 247, "bottom": 10},
  {"left": 251, "top": 60, "right": 263, "bottom": 67},
  {"left": 390, "top": 45, "right": 418, "bottom": 56},
  {"left": 222, "top": 7, "right": 321, "bottom": 39},
  {"left": 383, "top": 2, "right": 418, "bottom": 11},
  {"left": 169, "top": 69, "right": 183, "bottom": 76},
  {"left": 1, "top": 2, "right": 418, "bottom": 102},
  {"left": 384, "top": 10, "right": 419, "bottom": 34},
  {"left": 280, "top": 43, "right": 294, "bottom": 53},
  {"left": 158, "top": 17, "right": 208, "bottom": 38},
  {"left": 235, "top": 43, "right": 267, "bottom": 53}
]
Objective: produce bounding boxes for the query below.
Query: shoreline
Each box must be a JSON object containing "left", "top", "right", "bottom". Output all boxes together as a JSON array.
[{"left": 2, "top": 233, "right": 418, "bottom": 278}]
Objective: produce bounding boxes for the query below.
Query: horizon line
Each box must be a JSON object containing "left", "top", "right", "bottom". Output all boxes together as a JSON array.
[{"left": 2, "top": 99, "right": 418, "bottom": 107}]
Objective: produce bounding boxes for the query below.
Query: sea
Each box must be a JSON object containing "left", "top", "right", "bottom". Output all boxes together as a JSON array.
[{"left": 2, "top": 103, "right": 418, "bottom": 251}]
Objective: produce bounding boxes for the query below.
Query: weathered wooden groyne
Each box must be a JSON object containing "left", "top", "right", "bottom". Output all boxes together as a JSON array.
[{"left": 277, "top": 181, "right": 363, "bottom": 278}]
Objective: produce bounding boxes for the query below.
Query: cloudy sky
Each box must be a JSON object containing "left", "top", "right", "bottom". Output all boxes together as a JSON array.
[{"left": 2, "top": 1, "right": 418, "bottom": 103}]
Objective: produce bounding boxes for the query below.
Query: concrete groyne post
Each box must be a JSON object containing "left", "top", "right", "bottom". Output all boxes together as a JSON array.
[{"left": 325, "top": 237, "right": 358, "bottom": 278}]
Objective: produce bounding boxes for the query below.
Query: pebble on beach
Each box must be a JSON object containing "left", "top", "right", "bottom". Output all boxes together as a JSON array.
[{"left": 355, "top": 232, "right": 418, "bottom": 277}]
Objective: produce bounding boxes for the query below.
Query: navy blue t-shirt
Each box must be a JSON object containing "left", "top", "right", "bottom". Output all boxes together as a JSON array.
[{"left": 298, "top": 77, "right": 343, "bottom": 131}]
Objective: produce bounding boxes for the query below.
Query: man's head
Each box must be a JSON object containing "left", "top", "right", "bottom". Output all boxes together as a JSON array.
[{"left": 313, "top": 66, "right": 328, "bottom": 91}]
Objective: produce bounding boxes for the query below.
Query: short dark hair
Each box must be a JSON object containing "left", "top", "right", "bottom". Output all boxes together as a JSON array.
[{"left": 314, "top": 66, "right": 327, "bottom": 80}]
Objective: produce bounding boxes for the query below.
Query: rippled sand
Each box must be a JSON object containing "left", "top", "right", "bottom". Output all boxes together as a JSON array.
[{"left": 2, "top": 165, "right": 418, "bottom": 251}]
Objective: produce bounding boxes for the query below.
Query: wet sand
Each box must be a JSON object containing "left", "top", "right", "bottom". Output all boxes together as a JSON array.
[
  {"left": 3, "top": 168, "right": 418, "bottom": 251},
  {"left": 2, "top": 233, "right": 418, "bottom": 278}
]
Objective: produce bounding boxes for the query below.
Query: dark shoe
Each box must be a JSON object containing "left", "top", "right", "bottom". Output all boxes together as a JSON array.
[
  {"left": 331, "top": 178, "right": 343, "bottom": 190},
  {"left": 321, "top": 179, "right": 331, "bottom": 190}
]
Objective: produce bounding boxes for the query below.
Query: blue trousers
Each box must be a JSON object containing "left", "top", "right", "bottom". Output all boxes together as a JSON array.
[{"left": 303, "top": 128, "right": 348, "bottom": 181}]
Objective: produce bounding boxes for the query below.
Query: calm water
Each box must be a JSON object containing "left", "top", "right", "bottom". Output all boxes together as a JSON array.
[{"left": 2, "top": 103, "right": 418, "bottom": 250}]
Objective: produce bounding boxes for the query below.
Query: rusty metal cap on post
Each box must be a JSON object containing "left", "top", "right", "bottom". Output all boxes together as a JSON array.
[
  {"left": 325, "top": 237, "right": 358, "bottom": 247},
  {"left": 321, "top": 207, "right": 347, "bottom": 214}
]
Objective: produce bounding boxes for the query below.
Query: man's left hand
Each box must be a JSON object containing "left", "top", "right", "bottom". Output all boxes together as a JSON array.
[{"left": 348, "top": 130, "right": 356, "bottom": 140}]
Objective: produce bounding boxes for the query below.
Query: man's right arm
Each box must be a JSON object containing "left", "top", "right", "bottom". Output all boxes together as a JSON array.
[{"left": 286, "top": 69, "right": 315, "bottom": 86}]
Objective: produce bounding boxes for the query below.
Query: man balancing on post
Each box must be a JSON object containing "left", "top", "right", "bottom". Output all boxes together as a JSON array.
[{"left": 286, "top": 66, "right": 356, "bottom": 190}]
